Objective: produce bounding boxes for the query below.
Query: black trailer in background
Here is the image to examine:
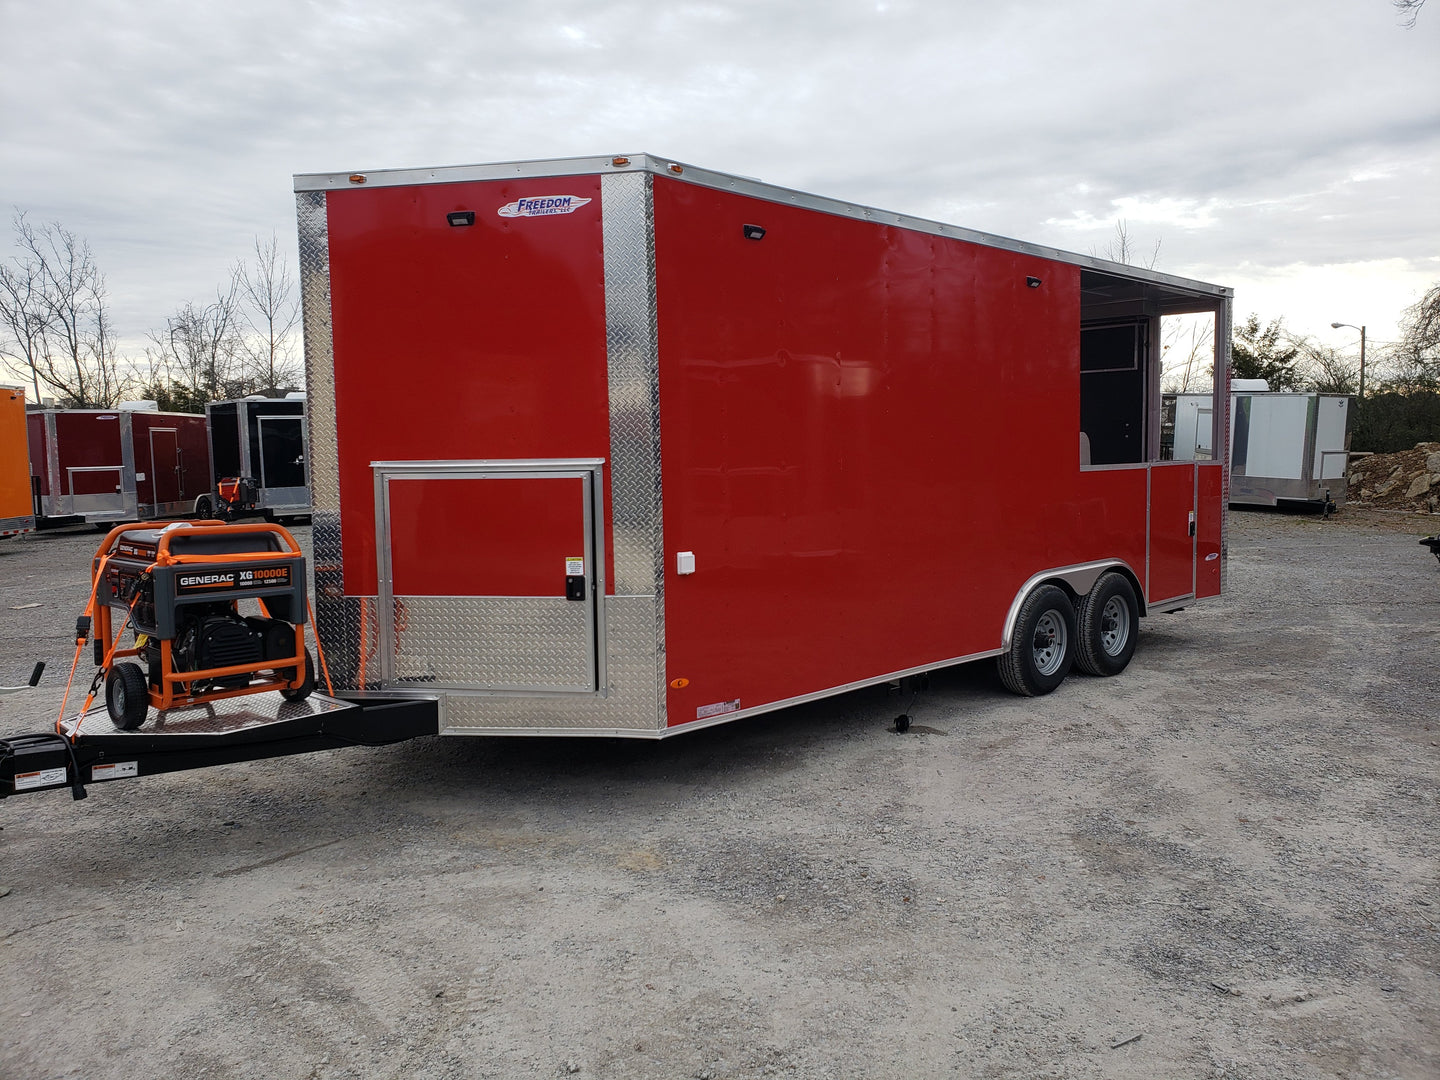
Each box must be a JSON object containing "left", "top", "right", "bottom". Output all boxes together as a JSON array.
[{"left": 204, "top": 397, "right": 311, "bottom": 520}]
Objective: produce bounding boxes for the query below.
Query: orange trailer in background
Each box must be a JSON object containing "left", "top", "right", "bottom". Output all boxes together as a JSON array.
[{"left": 0, "top": 385, "right": 36, "bottom": 539}]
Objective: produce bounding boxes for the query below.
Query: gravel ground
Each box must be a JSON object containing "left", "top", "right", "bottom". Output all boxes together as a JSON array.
[{"left": 1, "top": 509, "right": 1437, "bottom": 1080}]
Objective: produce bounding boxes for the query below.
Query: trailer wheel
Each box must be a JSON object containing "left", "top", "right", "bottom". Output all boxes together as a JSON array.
[
  {"left": 105, "top": 663, "right": 150, "bottom": 730},
  {"left": 281, "top": 649, "right": 315, "bottom": 702},
  {"left": 997, "top": 584, "right": 1075, "bottom": 696},
  {"left": 1075, "top": 573, "right": 1139, "bottom": 677}
]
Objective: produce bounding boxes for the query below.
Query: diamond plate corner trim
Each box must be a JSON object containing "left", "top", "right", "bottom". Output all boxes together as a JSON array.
[
  {"left": 602, "top": 171, "right": 661, "bottom": 598},
  {"left": 296, "top": 190, "right": 352, "bottom": 685},
  {"left": 601, "top": 170, "right": 666, "bottom": 729}
]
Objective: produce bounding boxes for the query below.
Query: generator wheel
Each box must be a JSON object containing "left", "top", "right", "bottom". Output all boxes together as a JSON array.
[
  {"left": 997, "top": 584, "right": 1075, "bottom": 697},
  {"left": 195, "top": 494, "right": 213, "bottom": 519},
  {"left": 281, "top": 648, "right": 315, "bottom": 702},
  {"left": 105, "top": 663, "right": 150, "bottom": 730},
  {"left": 1075, "top": 572, "right": 1139, "bottom": 677}
]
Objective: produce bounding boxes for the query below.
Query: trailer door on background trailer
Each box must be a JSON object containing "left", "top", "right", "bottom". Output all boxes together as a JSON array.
[
  {"left": 149, "top": 427, "right": 179, "bottom": 504},
  {"left": 374, "top": 461, "right": 601, "bottom": 694},
  {"left": 1314, "top": 397, "right": 1349, "bottom": 483},
  {"left": 257, "top": 414, "right": 306, "bottom": 490}
]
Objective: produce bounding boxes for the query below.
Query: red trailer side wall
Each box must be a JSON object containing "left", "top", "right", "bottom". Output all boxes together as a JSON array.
[
  {"left": 652, "top": 178, "right": 1150, "bottom": 725},
  {"left": 129, "top": 412, "right": 208, "bottom": 508},
  {"left": 323, "top": 177, "right": 612, "bottom": 595}
]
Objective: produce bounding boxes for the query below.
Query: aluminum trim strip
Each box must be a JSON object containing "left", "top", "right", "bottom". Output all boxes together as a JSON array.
[
  {"left": 294, "top": 154, "right": 1230, "bottom": 299},
  {"left": 295, "top": 189, "right": 352, "bottom": 688}
]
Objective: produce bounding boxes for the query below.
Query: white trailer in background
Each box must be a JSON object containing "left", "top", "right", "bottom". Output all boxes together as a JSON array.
[{"left": 1168, "top": 382, "right": 1350, "bottom": 509}]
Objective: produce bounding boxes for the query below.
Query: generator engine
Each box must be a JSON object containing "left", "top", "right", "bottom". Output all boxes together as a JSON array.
[
  {"left": 153, "top": 607, "right": 299, "bottom": 693},
  {"left": 93, "top": 522, "right": 313, "bottom": 728}
]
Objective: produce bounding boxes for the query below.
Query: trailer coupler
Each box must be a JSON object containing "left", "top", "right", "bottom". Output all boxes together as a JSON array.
[{"left": 0, "top": 696, "right": 438, "bottom": 801}]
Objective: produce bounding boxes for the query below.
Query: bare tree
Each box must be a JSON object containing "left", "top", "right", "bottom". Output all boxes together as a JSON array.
[
  {"left": 1394, "top": 0, "right": 1427, "bottom": 27},
  {"left": 1161, "top": 315, "right": 1214, "bottom": 393},
  {"left": 1100, "top": 219, "right": 1161, "bottom": 270},
  {"left": 0, "top": 228, "right": 48, "bottom": 402},
  {"left": 1290, "top": 336, "right": 1360, "bottom": 395},
  {"left": 1387, "top": 281, "right": 1439, "bottom": 388},
  {"left": 0, "top": 212, "right": 128, "bottom": 406},
  {"left": 237, "top": 233, "right": 301, "bottom": 392},
  {"left": 145, "top": 271, "right": 246, "bottom": 406}
]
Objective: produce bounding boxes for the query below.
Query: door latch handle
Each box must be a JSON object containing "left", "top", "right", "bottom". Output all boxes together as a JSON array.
[{"left": 1188, "top": 511, "right": 1196, "bottom": 538}]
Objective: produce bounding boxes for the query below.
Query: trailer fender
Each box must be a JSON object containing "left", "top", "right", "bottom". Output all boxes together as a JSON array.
[{"left": 1000, "top": 560, "right": 1145, "bottom": 652}]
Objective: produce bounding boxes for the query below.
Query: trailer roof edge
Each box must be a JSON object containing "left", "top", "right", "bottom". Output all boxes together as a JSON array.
[{"left": 293, "top": 153, "right": 1232, "bottom": 299}]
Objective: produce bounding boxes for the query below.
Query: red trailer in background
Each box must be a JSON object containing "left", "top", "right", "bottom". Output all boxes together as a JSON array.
[
  {"left": 28, "top": 406, "right": 209, "bottom": 528},
  {"left": 291, "top": 154, "right": 1232, "bottom": 736}
]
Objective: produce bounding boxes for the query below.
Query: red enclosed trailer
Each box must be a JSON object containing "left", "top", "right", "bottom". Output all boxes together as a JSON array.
[
  {"left": 28, "top": 405, "right": 209, "bottom": 528},
  {"left": 288, "top": 154, "right": 1232, "bottom": 737}
]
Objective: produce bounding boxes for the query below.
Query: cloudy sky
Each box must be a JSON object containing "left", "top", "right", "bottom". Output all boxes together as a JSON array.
[{"left": 2, "top": 0, "right": 1437, "bottom": 370}]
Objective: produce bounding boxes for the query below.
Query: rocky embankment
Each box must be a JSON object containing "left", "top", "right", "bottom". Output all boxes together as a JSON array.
[{"left": 1348, "top": 441, "right": 1440, "bottom": 513}]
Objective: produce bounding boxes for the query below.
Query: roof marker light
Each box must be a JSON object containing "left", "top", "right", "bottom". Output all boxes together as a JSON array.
[
  {"left": 668, "top": 163, "right": 684, "bottom": 174},
  {"left": 348, "top": 174, "right": 367, "bottom": 184},
  {"left": 611, "top": 156, "right": 631, "bottom": 167}
]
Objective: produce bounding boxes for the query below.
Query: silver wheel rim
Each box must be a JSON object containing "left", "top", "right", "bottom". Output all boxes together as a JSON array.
[
  {"left": 1099, "top": 596, "right": 1130, "bottom": 656},
  {"left": 1031, "top": 610, "right": 1067, "bottom": 676},
  {"left": 112, "top": 678, "right": 126, "bottom": 714}
]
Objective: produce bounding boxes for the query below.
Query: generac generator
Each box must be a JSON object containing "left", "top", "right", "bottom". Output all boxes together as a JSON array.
[{"left": 86, "top": 521, "right": 315, "bottom": 729}]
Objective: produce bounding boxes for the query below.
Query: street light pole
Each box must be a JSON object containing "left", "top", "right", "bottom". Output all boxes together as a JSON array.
[{"left": 1330, "top": 322, "right": 1367, "bottom": 399}]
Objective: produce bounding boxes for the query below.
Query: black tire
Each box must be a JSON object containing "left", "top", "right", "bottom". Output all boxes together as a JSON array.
[
  {"left": 195, "top": 495, "right": 213, "bottom": 519},
  {"left": 997, "top": 584, "right": 1076, "bottom": 697},
  {"left": 281, "top": 648, "right": 315, "bottom": 702},
  {"left": 1075, "top": 572, "right": 1139, "bottom": 677},
  {"left": 105, "top": 662, "right": 150, "bottom": 730}
]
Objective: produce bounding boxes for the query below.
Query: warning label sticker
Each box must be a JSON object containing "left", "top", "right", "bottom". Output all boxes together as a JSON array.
[
  {"left": 696, "top": 699, "right": 741, "bottom": 720},
  {"left": 14, "top": 767, "right": 67, "bottom": 791},
  {"left": 91, "top": 761, "right": 139, "bottom": 782},
  {"left": 566, "top": 557, "right": 584, "bottom": 577}
]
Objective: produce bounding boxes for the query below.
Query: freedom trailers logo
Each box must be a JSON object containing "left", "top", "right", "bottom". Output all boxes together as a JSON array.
[{"left": 497, "top": 195, "right": 592, "bottom": 219}]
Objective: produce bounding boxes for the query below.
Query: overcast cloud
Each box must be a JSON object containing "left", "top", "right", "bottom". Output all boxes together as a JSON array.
[{"left": 2, "top": 0, "right": 1437, "bottom": 365}]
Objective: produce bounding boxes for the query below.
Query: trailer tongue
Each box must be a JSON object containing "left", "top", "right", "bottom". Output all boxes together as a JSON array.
[{"left": 1, "top": 694, "right": 436, "bottom": 801}]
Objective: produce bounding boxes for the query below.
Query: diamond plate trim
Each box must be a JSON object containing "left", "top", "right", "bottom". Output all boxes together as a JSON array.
[
  {"left": 603, "top": 171, "right": 661, "bottom": 598},
  {"left": 602, "top": 171, "right": 666, "bottom": 729},
  {"left": 389, "top": 596, "right": 595, "bottom": 690},
  {"left": 439, "top": 595, "right": 658, "bottom": 730},
  {"left": 296, "top": 191, "right": 350, "bottom": 684}
]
